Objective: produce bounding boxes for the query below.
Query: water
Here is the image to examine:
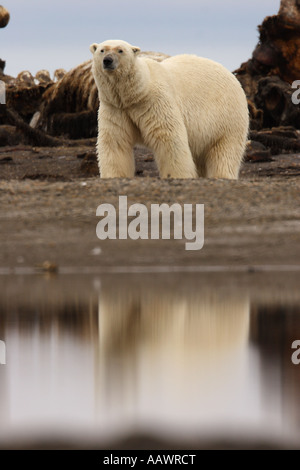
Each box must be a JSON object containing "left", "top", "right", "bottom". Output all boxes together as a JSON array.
[{"left": 0, "top": 270, "right": 300, "bottom": 449}]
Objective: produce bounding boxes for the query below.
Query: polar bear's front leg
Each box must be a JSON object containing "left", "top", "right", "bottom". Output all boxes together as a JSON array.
[
  {"left": 138, "top": 106, "right": 198, "bottom": 179},
  {"left": 97, "top": 106, "right": 137, "bottom": 178},
  {"left": 153, "top": 137, "right": 198, "bottom": 179}
]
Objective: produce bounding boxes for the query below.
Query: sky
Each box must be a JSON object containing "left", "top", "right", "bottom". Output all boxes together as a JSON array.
[{"left": 2, "top": 0, "right": 280, "bottom": 78}]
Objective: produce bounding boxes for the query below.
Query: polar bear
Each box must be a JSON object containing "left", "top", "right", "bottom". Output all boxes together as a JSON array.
[{"left": 90, "top": 40, "right": 249, "bottom": 179}]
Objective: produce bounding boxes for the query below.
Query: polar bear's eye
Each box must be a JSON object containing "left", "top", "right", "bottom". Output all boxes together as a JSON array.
[
  {"left": 118, "top": 49, "right": 123, "bottom": 54},
  {"left": 100, "top": 49, "right": 104, "bottom": 53}
]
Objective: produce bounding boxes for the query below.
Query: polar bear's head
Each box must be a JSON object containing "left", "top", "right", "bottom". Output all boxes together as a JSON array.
[{"left": 89, "top": 40, "right": 140, "bottom": 75}]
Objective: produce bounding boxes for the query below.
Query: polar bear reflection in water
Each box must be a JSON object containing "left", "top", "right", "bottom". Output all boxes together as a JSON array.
[
  {"left": 0, "top": 276, "right": 251, "bottom": 435},
  {"left": 96, "top": 277, "right": 250, "bottom": 428}
]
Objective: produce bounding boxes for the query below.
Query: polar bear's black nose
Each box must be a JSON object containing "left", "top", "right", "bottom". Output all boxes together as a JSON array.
[{"left": 103, "top": 56, "right": 114, "bottom": 69}]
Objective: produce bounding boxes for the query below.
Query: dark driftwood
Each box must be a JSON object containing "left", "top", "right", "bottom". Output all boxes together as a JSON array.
[
  {"left": 235, "top": 0, "right": 300, "bottom": 131},
  {"left": 5, "top": 107, "right": 96, "bottom": 147},
  {"left": 5, "top": 107, "right": 66, "bottom": 146},
  {"left": 5, "top": 83, "right": 51, "bottom": 120},
  {"left": 38, "top": 61, "right": 99, "bottom": 138},
  {"left": 255, "top": 76, "right": 300, "bottom": 129},
  {"left": 250, "top": 127, "right": 300, "bottom": 154}
]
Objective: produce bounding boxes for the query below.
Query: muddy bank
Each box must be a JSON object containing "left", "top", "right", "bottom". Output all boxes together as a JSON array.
[{"left": 0, "top": 171, "right": 299, "bottom": 269}]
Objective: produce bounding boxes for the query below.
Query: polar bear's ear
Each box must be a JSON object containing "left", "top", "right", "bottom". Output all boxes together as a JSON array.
[
  {"left": 132, "top": 46, "right": 140, "bottom": 54},
  {"left": 90, "top": 43, "right": 98, "bottom": 54}
]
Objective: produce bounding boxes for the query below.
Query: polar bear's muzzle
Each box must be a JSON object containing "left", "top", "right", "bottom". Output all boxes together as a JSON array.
[{"left": 103, "top": 54, "right": 117, "bottom": 71}]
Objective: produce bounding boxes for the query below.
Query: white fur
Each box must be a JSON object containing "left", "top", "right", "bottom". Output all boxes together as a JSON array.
[{"left": 90, "top": 40, "right": 249, "bottom": 179}]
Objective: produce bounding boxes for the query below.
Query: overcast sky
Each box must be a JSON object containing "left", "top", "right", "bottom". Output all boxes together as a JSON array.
[{"left": 2, "top": 0, "right": 280, "bottom": 78}]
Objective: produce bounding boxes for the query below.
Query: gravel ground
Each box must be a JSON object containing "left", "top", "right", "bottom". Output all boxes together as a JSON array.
[{"left": 0, "top": 144, "right": 300, "bottom": 270}]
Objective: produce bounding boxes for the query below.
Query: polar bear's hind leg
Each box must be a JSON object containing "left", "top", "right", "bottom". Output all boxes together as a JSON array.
[{"left": 203, "top": 136, "right": 246, "bottom": 180}]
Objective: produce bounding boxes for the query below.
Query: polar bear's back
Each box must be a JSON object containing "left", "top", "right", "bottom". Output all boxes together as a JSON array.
[
  {"left": 161, "top": 54, "right": 244, "bottom": 102},
  {"left": 158, "top": 54, "right": 248, "bottom": 154}
]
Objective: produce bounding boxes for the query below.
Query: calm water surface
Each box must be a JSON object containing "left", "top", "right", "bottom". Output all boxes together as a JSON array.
[{"left": 0, "top": 271, "right": 300, "bottom": 448}]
